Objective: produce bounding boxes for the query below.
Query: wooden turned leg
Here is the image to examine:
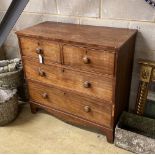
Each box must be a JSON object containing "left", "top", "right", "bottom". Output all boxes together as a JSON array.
[
  {"left": 106, "top": 130, "right": 114, "bottom": 143},
  {"left": 30, "top": 103, "right": 38, "bottom": 114}
]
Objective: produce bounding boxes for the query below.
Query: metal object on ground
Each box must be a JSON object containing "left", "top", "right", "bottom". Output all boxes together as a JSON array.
[
  {"left": 0, "top": 0, "right": 29, "bottom": 47},
  {"left": 115, "top": 111, "right": 155, "bottom": 154},
  {"left": 0, "top": 89, "right": 18, "bottom": 126},
  {"left": 135, "top": 59, "right": 155, "bottom": 115}
]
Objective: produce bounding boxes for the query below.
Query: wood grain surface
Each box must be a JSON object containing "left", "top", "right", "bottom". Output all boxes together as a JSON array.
[
  {"left": 16, "top": 21, "right": 137, "bottom": 50},
  {"left": 28, "top": 80, "right": 112, "bottom": 128},
  {"left": 23, "top": 58, "right": 114, "bottom": 102},
  {"left": 20, "top": 37, "right": 61, "bottom": 64},
  {"left": 17, "top": 21, "right": 137, "bottom": 143},
  {"left": 63, "top": 44, "right": 115, "bottom": 75}
]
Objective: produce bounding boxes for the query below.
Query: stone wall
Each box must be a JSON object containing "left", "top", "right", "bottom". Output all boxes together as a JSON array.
[{"left": 0, "top": 0, "right": 155, "bottom": 111}]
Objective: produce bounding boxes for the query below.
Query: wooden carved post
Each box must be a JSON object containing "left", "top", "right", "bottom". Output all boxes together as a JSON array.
[{"left": 135, "top": 60, "right": 155, "bottom": 115}]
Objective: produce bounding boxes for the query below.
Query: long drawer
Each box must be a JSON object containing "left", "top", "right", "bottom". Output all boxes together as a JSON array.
[
  {"left": 23, "top": 58, "right": 114, "bottom": 102},
  {"left": 27, "top": 80, "right": 112, "bottom": 127}
]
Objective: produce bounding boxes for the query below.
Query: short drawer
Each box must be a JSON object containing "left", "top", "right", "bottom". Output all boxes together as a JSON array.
[
  {"left": 23, "top": 58, "right": 114, "bottom": 102},
  {"left": 20, "top": 37, "right": 61, "bottom": 64},
  {"left": 27, "top": 80, "right": 112, "bottom": 127},
  {"left": 63, "top": 45, "right": 116, "bottom": 75}
]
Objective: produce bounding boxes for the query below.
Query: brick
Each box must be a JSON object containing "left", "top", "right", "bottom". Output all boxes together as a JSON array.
[
  {"left": 101, "top": 0, "right": 155, "bottom": 21},
  {"left": 129, "top": 21, "right": 155, "bottom": 52},
  {"left": 42, "top": 0, "right": 58, "bottom": 14},
  {"left": 42, "top": 14, "right": 79, "bottom": 24},
  {"left": 24, "top": 0, "right": 44, "bottom": 13},
  {"left": 14, "top": 13, "right": 43, "bottom": 31},
  {"left": 24, "top": 0, "right": 57, "bottom": 14},
  {"left": 42, "top": 14, "right": 58, "bottom": 22},
  {"left": 80, "top": 18, "right": 129, "bottom": 28},
  {"left": 57, "top": 0, "right": 100, "bottom": 17}
]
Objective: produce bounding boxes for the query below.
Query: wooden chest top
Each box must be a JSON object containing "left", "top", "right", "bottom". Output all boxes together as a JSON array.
[{"left": 16, "top": 21, "right": 137, "bottom": 50}]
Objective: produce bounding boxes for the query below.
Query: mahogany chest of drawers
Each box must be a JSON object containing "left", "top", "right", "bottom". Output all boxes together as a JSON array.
[{"left": 16, "top": 22, "right": 137, "bottom": 143}]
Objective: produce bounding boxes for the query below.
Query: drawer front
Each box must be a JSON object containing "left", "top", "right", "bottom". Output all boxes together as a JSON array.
[
  {"left": 20, "top": 37, "right": 61, "bottom": 64},
  {"left": 28, "top": 81, "right": 112, "bottom": 127},
  {"left": 63, "top": 45, "right": 115, "bottom": 75},
  {"left": 23, "top": 59, "right": 114, "bottom": 102}
]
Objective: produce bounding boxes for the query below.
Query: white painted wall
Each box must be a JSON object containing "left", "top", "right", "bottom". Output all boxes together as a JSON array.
[{"left": 0, "top": 0, "right": 155, "bottom": 110}]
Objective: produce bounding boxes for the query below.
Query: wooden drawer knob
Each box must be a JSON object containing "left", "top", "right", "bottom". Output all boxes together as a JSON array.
[
  {"left": 83, "top": 81, "right": 91, "bottom": 88},
  {"left": 36, "top": 47, "right": 43, "bottom": 54},
  {"left": 38, "top": 68, "right": 46, "bottom": 77},
  {"left": 83, "top": 56, "right": 90, "bottom": 64},
  {"left": 42, "top": 93, "right": 48, "bottom": 99},
  {"left": 84, "top": 106, "right": 91, "bottom": 112}
]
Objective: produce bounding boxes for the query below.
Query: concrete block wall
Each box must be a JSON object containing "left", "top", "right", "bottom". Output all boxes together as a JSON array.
[{"left": 0, "top": 0, "right": 155, "bottom": 110}]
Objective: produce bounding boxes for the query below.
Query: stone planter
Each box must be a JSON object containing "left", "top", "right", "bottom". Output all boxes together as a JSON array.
[
  {"left": 0, "top": 68, "right": 23, "bottom": 89},
  {"left": 115, "top": 112, "right": 155, "bottom": 153},
  {"left": 0, "top": 89, "right": 18, "bottom": 126}
]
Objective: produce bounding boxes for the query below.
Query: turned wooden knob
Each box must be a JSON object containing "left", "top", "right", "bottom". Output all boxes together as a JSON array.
[
  {"left": 36, "top": 47, "right": 43, "bottom": 54},
  {"left": 42, "top": 93, "right": 48, "bottom": 99},
  {"left": 83, "top": 56, "right": 90, "bottom": 64},
  {"left": 84, "top": 106, "right": 91, "bottom": 112},
  {"left": 83, "top": 81, "right": 91, "bottom": 88},
  {"left": 38, "top": 68, "right": 46, "bottom": 77}
]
